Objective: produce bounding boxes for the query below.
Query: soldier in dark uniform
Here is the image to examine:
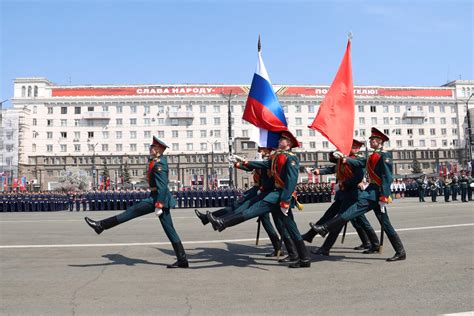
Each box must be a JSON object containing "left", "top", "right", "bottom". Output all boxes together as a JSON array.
[
  {"left": 207, "top": 131, "right": 310, "bottom": 268},
  {"left": 451, "top": 175, "right": 459, "bottom": 201},
  {"left": 85, "top": 137, "right": 188, "bottom": 268},
  {"left": 468, "top": 172, "right": 473, "bottom": 201},
  {"left": 310, "top": 128, "right": 406, "bottom": 262},
  {"left": 301, "top": 139, "right": 380, "bottom": 255},
  {"left": 442, "top": 176, "right": 451, "bottom": 202},
  {"left": 416, "top": 176, "right": 426, "bottom": 202},
  {"left": 459, "top": 171, "right": 469, "bottom": 202},
  {"left": 428, "top": 178, "right": 438, "bottom": 202}
]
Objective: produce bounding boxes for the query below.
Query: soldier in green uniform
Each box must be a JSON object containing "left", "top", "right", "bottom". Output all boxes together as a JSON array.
[
  {"left": 451, "top": 175, "right": 459, "bottom": 201},
  {"left": 310, "top": 128, "right": 406, "bottom": 262},
  {"left": 194, "top": 146, "right": 290, "bottom": 258},
  {"left": 416, "top": 176, "right": 426, "bottom": 202},
  {"left": 459, "top": 171, "right": 469, "bottom": 202},
  {"left": 467, "top": 171, "right": 473, "bottom": 201},
  {"left": 442, "top": 176, "right": 451, "bottom": 202},
  {"left": 428, "top": 178, "right": 438, "bottom": 202},
  {"left": 300, "top": 139, "right": 380, "bottom": 255},
  {"left": 84, "top": 137, "right": 188, "bottom": 268},
  {"left": 207, "top": 131, "right": 311, "bottom": 268}
]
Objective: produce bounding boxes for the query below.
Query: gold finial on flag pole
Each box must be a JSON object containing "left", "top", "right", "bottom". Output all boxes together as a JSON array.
[
  {"left": 348, "top": 31, "right": 353, "bottom": 42},
  {"left": 258, "top": 34, "right": 261, "bottom": 52}
]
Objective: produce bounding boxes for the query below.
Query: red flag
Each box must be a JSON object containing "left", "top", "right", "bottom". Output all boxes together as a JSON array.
[{"left": 309, "top": 39, "right": 355, "bottom": 155}]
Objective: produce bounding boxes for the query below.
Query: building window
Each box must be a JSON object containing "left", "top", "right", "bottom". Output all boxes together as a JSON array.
[
  {"left": 186, "top": 143, "right": 193, "bottom": 151},
  {"left": 88, "top": 131, "right": 94, "bottom": 138},
  {"left": 419, "top": 128, "right": 424, "bottom": 135},
  {"left": 47, "top": 132, "right": 53, "bottom": 139},
  {"left": 172, "top": 130, "right": 179, "bottom": 138},
  {"left": 394, "top": 105, "right": 400, "bottom": 113},
  {"left": 74, "top": 119, "right": 80, "bottom": 126},
  {"left": 60, "top": 132, "right": 67, "bottom": 139},
  {"left": 73, "top": 144, "right": 80, "bottom": 152},
  {"left": 187, "top": 130, "right": 193, "bottom": 138},
  {"left": 200, "top": 118, "right": 207, "bottom": 125},
  {"left": 384, "top": 129, "right": 390, "bottom": 135},
  {"left": 309, "top": 130, "right": 316, "bottom": 136},
  {"left": 440, "top": 105, "right": 445, "bottom": 113},
  {"left": 295, "top": 118, "right": 302, "bottom": 125},
  {"left": 371, "top": 117, "right": 377, "bottom": 125},
  {"left": 396, "top": 140, "right": 403, "bottom": 147},
  {"left": 452, "top": 128, "right": 458, "bottom": 135},
  {"left": 440, "top": 118, "right": 446, "bottom": 124},
  {"left": 157, "top": 131, "right": 164, "bottom": 138},
  {"left": 102, "top": 144, "right": 109, "bottom": 151},
  {"left": 47, "top": 107, "right": 53, "bottom": 114},
  {"left": 200, "top": 130, "right": 207, "bottom": 138},
  {"left": 359, "top": 117, "right": 365, "bottom": 125},
  {"left": 32, "top": 118, "right": 37, "bottom": 126},
  {"left": 296, "top": 129, "right": 303, "bottom": 137},
  {"left": 322, "top": 141, "right": 329, "bottom": 148},
  {"left": 442, "top": 140, "right": 448, "bottom": 147},
  {"left": 359, "top": 129, "right": 366, "bottom": 137},
  {"left": 407, "top": 129, "right": 413, "bottom": 135},
  {"left": 74, "top": 107, "right": 81, "bottom": 114},
  {"left": 441, "top": 128, "right": 447, "bottom": 135},
  {"left": 130, "top": 118, "right": 137, "bottom": 125},
  {"left": 116, "top": 144, "right": 122, "bottom": 151},
  {"left": 214, "top": 143, "right": 222, "bottom": 151},
  {"left": 431, "top": 140, "right": 437, "bottom": 147},
  {"left": 116, "top": 131, "right": 122, "bottom": 139},
  {"left": 130, "top": 105, "right": 137, "bottom": 113},
  {"left": 308, "top": 105, "right": 315, "bottom": 113},
  {"left": 408, "top": 140, "right": 414, "bottom": 147},
  {"left": 21, "top": 86, "right": 26, "bottom": 97},
  {"left": 47, "top": 145, "right": 53, "bottom": 152},
  {"left": 383, "top": 105, "right": 389, "bottom": 113},
  {"left": 451, "top": 118, "right": 457, "bottom": 124},
  {"left": 172, "top": 143, "right": 179, "bottom": 151},
  {"left": 144, "top": 118, "right": 151, "bottom": 125},
  {"left": 74, "top": 131, "right": 80, "bottom": 139},
  {"left": 430, "top": 128, "right": 436, "bottom": 136},
  {"left": 242, "top": 130, "right": 248, "bottom": 137},
  {"left": 214, "top": 117, "right": 221, "bottom": 125},
  {"left": 394, "top": 129, "right": 401, "bottom": 135},
  {"left": 171, "top": 119, "right": 179, "bottom": 126},
  {"left": 130, "top": 144, "right": 137, "bottom": 151},
  {"left": 116, "top": 118, "right": 123, "bottom": 126},
  {"left": 130, "top": 131, "right": 137, "bottom": 139},
  {"left": 370, "top": 105, "right": 376, "bottom": 112},
  {"left": 144, "top": 131, "right": 151, "bottom": 138},
  {"left": 213, "top": 105, "right": 220, "bottom": 113},
  {"left": 116, "top": 105, "right": 123, "bottom": 113},
  {"left": 88, "top": 106, "right": 94, "bottom": 112},
  {"left": 61, "top": 107, "right": 67, "bottom": 114},
  {"left": 358, "top": 105, "right": 364, "bottom": 112},
  {"left": 310, "top": 141, "right": 316, "bottom": 149},
  {"left": 200, "top": 143, "right": 207, "bottom": 151},
  {"left": 60, "top": 144, "right": 67, "bottom": 152},
  {"left": 383, "top": 117, "right": 389, "bottom": 124},
  {"left": 102, "top": 131, "right": 109, "bottom": 139},
  {"left": 213, "top": 130, "right": 221, "bottom": 138},
  {"left": 28, "top": 86, "right": 32, "bottom": 97},
  {"left": 419, "top": 139, "right": 425, "bottom": 147},
  {"left": 295, "top": 105, "right": 302, "bottom": 113}
]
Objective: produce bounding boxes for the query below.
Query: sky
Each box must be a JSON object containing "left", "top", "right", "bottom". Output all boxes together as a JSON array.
[{"left": 0, "top": 0, "right": 473, "bottom": 108}]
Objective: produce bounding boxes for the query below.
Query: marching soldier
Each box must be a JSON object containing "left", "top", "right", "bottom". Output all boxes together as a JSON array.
[
  {"left": 85, "top": 137, "right": 188, "bottom": 268},
  {"left": 416, "top": 176, "right": 426, "bottom": 202},
  {"left": 207, "top": 131, "right": 311, "bottom": 268},
  {"left": 301, "top": 139, "right": 380, "bottom": 255},
  {"left": 310, "top": 127, "right": 406, "bottom": 262}
]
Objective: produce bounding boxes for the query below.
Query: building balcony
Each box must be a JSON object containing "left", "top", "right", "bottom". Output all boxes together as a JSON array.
[
  {"left": 82, "top": 112, "right": 111, "bottom": 120},
  {"left": 403, "top": 111, "right": 426, "bottom": 118},
  {"left": 167, "top": 111, "right": 194, "bottom": 119}
]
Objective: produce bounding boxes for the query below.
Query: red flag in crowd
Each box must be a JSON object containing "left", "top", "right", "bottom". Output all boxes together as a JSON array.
[{"left": 309, "top": 38, "right": 355, "bottom": 156}]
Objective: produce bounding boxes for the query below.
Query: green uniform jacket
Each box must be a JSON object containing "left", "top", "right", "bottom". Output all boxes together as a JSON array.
[
  {"left": 346, "top": 149, "right": 393, "bottom": 202},
  {"left": 246, "top": 151, "right": 299, "bottom": 208},
  {"left": 148, "top": 156, "right": 177, "bottom": 209}
]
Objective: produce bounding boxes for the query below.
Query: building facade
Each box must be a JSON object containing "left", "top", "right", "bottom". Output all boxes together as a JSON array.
[{"left": 2, "top": 77, "right": 473, "bottom": 191}]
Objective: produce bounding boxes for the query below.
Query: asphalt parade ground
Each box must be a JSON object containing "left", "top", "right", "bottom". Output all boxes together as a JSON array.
[{"left": 1, "top": 199, "right": 473, "bottom": 315}]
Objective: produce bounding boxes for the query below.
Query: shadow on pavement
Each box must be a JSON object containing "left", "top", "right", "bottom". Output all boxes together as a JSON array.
[{"left": 68, "top": 254, "right": 168, "bottom": 268}]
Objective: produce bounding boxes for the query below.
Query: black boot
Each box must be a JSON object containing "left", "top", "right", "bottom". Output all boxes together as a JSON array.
[
  {"left": 353, "top": 227, "right": 371, "bottom": 250},
  {"left": 278, "top": 236, "right": 298, "bottom": 263},
  {"left": 84, "top": 216, "right": 118, "bottom": 235},
  {"left": 301, "top": 228, "right": 317, "bottom": 243},
  {"left": 167, "top": 242, "right": 189, "bottom": 268},
  {"left": 289, "top": 240, "right": 311, "bottom": 268},
  {"left": 311, "top": 247, "right": 330, "bottom": 256},
  {"left": 310, "top": 215, "right": 346, "bottom": 238},
  {"left": 207, "top": 212, "right": 245, "bottom": 232},
  {"left": 194, "top": 209, "right": 209, "bottom": 225},
  {"left": 363, "top": 228, "right": 380, "bottom": 254},
  {"left": 265, "top": 234, "right": 284, "bottom": 257},
  {"left": 386, "top": 233, "right": 406, "bottom": 262}
]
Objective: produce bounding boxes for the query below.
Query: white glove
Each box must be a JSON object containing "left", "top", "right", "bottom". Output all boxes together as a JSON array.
[
  {"left": 233, "top": 155, "right": 245, "bottom": 162},
  {"left": 334, "top": 183, "right": 340, "bottom": 192},
  {"left": 378, "top": 202, "right": 386, "bottom": 213},
  {"left": 257, "top": 190, "right": 262, "bottom": 195},
  {"left": 305, "top": 167, "right": 313, "bottom": 174},
  {"left": 228, "top": 155, "right": 237, "bottom": 163},
  {"left": 155, "top": 208, "right": 163, "bottom": 217},
  {"left": 333, "top": 151, "right": 345, "bottom": 159},
  {"left": 280, "top": 207, "right": 289, "bottom": 216}
]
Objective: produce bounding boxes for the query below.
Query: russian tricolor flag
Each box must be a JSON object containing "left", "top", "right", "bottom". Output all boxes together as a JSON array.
[{"left": 243, "top": 36, "right": 288, "bottom": 148}]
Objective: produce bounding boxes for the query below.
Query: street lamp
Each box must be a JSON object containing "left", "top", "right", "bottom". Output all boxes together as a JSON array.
[
  {"left": 222, "top": 92, "right": 237, "bottom": 188},
  {"left": 465, "top": 93, "right": 474, "bottom": 160},
  {"left": 207, "top": 140, "right": 218, "bottom": 189},
  {"left": 87, "top": 139, "right": 99, "bottom": 189}
]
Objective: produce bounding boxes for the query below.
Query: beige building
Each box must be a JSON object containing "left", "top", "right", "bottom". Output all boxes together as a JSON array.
[{"left": 2, "top": 77, "right": 473, "bottom": 191}]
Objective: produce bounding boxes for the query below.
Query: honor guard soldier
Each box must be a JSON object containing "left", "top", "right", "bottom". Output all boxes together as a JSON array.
[
  {"left": 451, "top": 175, "right": 459, "bottom": 201},
  {"left": 467, "top": 172, "right": 473, "bottom": 201},
  {"left": 301, "top": 139, "right": 380, "bottom": 255},
  {"left": 310, "top": 128, "right": 406, "bottom": 262},
  {"left": 442, "top": 176, "right": 451, "bottom": 202},
  {"left": 207, "top": 131, "right": 310, "bottom": 268},
  {"left": 85, "top": 137, "right": 188, "bottom": 268},
  {"left": 416, "top": 176, "right": 426, "bottom": 202},
  {"left": 459, "top": 171, "right": 469, "bottom": 202}
]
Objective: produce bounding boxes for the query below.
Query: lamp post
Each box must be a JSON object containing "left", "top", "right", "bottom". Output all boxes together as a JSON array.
[
  {"left": 465, "top": 93, "right": 474, "bottom": 160},
  {"left": 223, "top": 91, "right": 237, "bottom": 188},
  {"left": 88, "top": 139, "right": 99, "bottom": 189},
  {"left": 207, "top": 140, "right": 217, "bottom": 189}
]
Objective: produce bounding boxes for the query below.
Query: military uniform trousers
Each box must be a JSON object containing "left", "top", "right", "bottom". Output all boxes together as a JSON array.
[{"left": 114, "top": 196, "right": 181, "bottom": 243}]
